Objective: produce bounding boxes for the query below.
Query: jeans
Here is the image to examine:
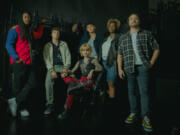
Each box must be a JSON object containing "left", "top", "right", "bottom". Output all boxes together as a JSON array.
[
  {"left": 126, "top": 65, "right": 150, "bottom": 117},
  {"left": 45, "top": 65, "right": 64, "bottom": 106}
]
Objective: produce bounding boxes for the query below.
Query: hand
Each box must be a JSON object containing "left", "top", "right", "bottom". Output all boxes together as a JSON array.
[
  {"left": 41, "top": 19, "right": 48, "bottom": 24},
  {"left": 61, "top": 72, "right": 67, "bottom": 78},
  {"left": 15, "top": 58, "right": 24, "bottom": 64},
  {"left": 61, "top": 69, "right": 68, "bottom": 78},
  {"left": 51, "top": 71, "right": 57, "bottom": 79},
  {"left": 87, "top": 70, "right": 94, "bottom": 79},
  {"left": 118, "top": 69, "right": 125, "bottom": 79},
  {"left": 149, "top": 61, "right": 154, "bottom": 68},
  {"left": 72, "top": 24, "right": 78, "bottom": 32}
]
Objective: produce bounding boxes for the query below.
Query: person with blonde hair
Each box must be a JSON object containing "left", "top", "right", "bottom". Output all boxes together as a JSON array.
[
  {"left": 99, "top": 18, "right": 121, "bottom": 102},
  {"left": 58, "top": 43, "right": 103, "bottom": 120},
  {"left": 80, "top": 22, "right": 102, "bottom": 60}
]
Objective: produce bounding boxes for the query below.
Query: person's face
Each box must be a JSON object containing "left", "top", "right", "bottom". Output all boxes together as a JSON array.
[
  {"left": 22, "top": 13, "right": 31, "bottom": 25},
  {"left": 81, "top": 49, "right": 91, "bottom": 57},
  {"left": 72, "top": 24, "right": 78, "bottom": 32},
  {"left": 108, "top": 22, "right": 116, "bottom": 33},
  {"left": 51, "top": 30, "right": 60, "bottom": 40},
  {"left": 128, "top": 14, "right": 140, "bottom": 28},
  {"left": 86, "top": 24, "right": 96, "bottom": 33}
]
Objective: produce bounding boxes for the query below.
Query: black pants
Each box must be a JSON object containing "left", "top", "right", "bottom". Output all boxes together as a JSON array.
[{"left": 11, "top": 63, "right": 36, "bottom": 107}]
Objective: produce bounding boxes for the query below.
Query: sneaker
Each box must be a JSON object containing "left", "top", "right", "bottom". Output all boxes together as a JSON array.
[
  {"left": 44, "top": 104, "right": 54, "bottom": 116},
  {"left": 58, "top": 109, "right": 71, "bottom": 120},
  {"left": 20, "top": 109, "right": 30, "bottom": 118},
  {"left": 124, "top": 113, "right": 138, "bottom": 124},
  {"left": 8, "top": 98, "right": 17, "bottom": 117},
  {"left": 142, "top": 116, "right": 153, "bottom": 132}
]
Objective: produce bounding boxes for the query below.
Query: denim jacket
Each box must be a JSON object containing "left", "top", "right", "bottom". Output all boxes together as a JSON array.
[{"left": 80, "top": 30, "right": 103, "bottom": 59}]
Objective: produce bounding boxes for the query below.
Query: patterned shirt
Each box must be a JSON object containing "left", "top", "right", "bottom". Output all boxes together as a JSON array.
[
  {"left": 52, "top": 43, "right": 63, "bottom": 66},
  {"left": 118, "top": 29, "right": 159, "bottom": 73}
]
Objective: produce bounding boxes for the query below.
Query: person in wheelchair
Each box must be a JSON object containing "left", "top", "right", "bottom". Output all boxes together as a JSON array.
[{"left": 58, "top": 43, "right": 103, "bottom": 120}]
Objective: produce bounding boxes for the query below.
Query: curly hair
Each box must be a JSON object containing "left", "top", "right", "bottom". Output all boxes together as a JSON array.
[{"left": 107, "top": 18, "right": 121, "bottom": 30}]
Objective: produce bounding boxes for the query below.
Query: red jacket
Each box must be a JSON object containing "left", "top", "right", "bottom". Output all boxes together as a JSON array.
[{"left": 6, "top": 25, "right": 44, "bottom": 65}]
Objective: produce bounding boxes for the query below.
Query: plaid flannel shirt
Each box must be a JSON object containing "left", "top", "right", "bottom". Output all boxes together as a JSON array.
[{"left": 118, "top": 29, "right": 159, "bottom": 73}]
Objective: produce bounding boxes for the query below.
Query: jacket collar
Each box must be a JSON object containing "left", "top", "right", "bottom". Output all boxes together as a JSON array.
[
  {"left": 127, "top": 28, "right": 143, "bottom": 36},
  {"left": 50, "top": 40, "right": 64, "bottom": 47},
  {"left": 103, "top": 33, "right": 120, "bottom": 42}
]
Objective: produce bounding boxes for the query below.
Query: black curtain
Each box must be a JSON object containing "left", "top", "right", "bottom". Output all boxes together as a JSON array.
[{"left": 0, "top": 0, "right": 148, "bottom": 90}]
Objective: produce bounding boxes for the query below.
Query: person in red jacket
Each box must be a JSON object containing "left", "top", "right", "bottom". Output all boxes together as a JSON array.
[{"left": 6, "top": 11, "right": 45, "bottom": 118}]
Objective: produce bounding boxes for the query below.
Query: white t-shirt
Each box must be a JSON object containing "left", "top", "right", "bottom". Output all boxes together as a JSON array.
[{"left": 102, "top": 37, "right": 113, "bottom": 60}]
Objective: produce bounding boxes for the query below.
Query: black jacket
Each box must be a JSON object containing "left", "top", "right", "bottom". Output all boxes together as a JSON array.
[
  {"left": 80, "top": 30, "right": 103, "bottom": 60},
  {"left": 99, "top": 34, "right": 121, "bottom": 67}
]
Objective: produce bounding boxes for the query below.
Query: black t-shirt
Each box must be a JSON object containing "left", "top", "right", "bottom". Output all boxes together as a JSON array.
[{"left": 52, "top": 42, "right": 63, "bottom": 66}]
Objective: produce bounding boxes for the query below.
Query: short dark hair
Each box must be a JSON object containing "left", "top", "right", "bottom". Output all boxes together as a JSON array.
[
  {"left": 51, "top": 27, "right": 60, "bottom": 32},
  {"left": 127, "top": 13, "right": 141, "bottom": 25},
  {"left": 86, "top": 22, "right": 96, "bottom": 26},
  {"left": 22, "top": 11, "right": 32, "bottom": 17}
]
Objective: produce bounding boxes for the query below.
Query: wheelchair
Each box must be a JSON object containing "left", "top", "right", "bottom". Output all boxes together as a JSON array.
[{"left": 62, "top": 70, "right": 107, "bottom": 120}]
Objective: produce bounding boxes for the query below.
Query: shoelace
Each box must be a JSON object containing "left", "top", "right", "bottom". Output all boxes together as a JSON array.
[
  {"left": 129, "top": 113, "right": 136, "bottom": 118},
  {"left": 144, "top": 117, "right": 151, "bottom": 125}
]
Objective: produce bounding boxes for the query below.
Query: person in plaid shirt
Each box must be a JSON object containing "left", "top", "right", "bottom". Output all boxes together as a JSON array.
[{"left": 117, "top": 13, "right": 160, "bottom": 132}]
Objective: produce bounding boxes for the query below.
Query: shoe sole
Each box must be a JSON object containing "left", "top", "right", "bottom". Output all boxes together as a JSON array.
[
  {"left": 125, "top": 118, "right": 138, "bottom": 125},
  {"left": 142, "top": 124, "right": 153, "bottom": 132}
]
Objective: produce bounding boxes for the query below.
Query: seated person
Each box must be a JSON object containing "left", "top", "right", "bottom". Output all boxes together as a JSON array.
[{"left": 58, "top": 43, "right": 103, "bottom": 120}]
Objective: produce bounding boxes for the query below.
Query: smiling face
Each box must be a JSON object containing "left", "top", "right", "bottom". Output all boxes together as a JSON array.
[
  {"left": 128, "top": 14, "right": 140, "bottom": 28},
  {"left": 22, "top": 13, "right": 31, "bottom": 25}
]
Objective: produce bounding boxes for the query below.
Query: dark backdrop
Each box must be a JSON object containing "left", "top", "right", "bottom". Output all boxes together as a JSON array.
[
  {"left": 0, "top": 0, "right": 180, "bottom": 131},
  {"left": 0, "top": 0, "right": 148, "bottom": 88}
]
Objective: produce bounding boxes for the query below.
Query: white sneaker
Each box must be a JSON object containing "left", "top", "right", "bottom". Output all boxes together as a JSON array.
[
  {"left": 142, "top": 116, "right": 153, "bottom": 132},
  {"left": 8, "top": 98, "right": 17, "bottom": 117},
  {"left": 124, "top": 113, "right": 137, "bottom": 124},
  {"left": 20, "top": 109, "right": 30, "bottom": 117}
]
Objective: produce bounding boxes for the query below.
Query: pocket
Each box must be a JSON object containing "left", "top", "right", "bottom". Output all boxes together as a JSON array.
[
  {"left": 12, "top": 62, "right": 25, "bottom": 71},
  {"left": 142, "top": 65, "right": 150, "bottom": 71}
]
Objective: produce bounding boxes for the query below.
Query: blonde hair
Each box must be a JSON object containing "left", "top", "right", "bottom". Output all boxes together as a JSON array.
[
  {"left": 107, "top": 18, "right": 121, "bottom": 29},
  {"left": 80, "top": 43, "right": 92, "bottom": 56}
]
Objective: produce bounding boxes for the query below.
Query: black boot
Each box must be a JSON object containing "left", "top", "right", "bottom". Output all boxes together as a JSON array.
[
  {"left": 67, "top": 83, "right": 85, "bottom": 94},
  {"left": 58, "top": 109, "right": 71, "bottom": 120}
]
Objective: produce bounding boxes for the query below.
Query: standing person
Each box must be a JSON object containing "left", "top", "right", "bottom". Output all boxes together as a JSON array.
[
  {"left": 80, "top": 22, "right": 102, "bottom": 59},
  {"left": 100, "top": 18, "right": 121, "bottom": 100},
  {"left": 43, "top": 27, "right": 71, "bottom": 116},
  {"left": 117, "top": 13, "right": 160, "bottom": 132},
  {"left": 6, "top": 11, "right": 45, "bottom": 118},
  {"left": 66, "top": 23, "right": 83, "bottom": 66}
]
